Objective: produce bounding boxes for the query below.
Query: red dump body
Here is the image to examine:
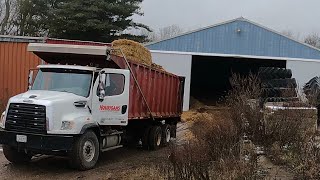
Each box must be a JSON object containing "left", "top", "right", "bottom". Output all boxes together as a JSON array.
[{"left": 111, "top": 56, "right": 185, "bottom": 120}]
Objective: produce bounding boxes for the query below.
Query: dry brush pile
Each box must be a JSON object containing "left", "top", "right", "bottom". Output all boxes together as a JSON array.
[
  {"left": 157, "top": 72, "right": 320, "bottom": 179},
  {"left": 264, "top": 105, "right": 320, "bottom": 179}
]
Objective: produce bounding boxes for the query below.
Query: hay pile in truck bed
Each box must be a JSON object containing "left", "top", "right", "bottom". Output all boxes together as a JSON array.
[{"left": 111, "top": 39, "right": 164, "bottom": 71}]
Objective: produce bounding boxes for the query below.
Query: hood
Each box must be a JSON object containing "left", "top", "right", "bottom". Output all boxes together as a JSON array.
[
  {"left": 6, "top": 90, "right": 92, "bottom": 134},
  {"left": 11, "top": 90, "right": 87, "bottom": 104}
]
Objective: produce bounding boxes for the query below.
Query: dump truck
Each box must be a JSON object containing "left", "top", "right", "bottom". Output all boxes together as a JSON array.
[{"left": 0, "top": 43, "right": 185, "bottom": 170}]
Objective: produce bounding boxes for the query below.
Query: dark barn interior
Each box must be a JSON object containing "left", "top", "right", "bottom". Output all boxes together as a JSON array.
[{"left": 190, "top": 55, "right": 286, "bottom": 105}]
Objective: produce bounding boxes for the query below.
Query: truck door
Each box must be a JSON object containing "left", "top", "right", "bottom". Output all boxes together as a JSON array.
[{"left": 92, "top": 69, "right": 130, "bottom": 126}]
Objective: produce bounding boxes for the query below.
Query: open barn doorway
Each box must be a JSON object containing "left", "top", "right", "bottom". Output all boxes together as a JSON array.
[{"left": 190, "top": 55, "right": 286, "bottom": 106}]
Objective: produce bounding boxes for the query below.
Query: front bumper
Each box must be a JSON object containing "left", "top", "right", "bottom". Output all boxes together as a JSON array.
[{"left": 0, "top": 129, "right": 74, "bottom": 152}]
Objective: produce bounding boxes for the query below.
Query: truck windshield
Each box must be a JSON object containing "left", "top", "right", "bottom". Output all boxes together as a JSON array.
[{"left": 32, "top": 68, "right": 93, "bottom": 97}]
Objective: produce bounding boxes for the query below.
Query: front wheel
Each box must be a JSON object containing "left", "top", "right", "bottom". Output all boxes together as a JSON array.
[
  {"left": 69, "top": 131, "right": 99, "bottom": 170},
  {"left": 3, "top": 145, "right": 32, "bottom": 164}
]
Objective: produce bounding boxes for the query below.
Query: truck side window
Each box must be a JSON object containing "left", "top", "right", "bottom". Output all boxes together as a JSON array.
[{"left": 97, "top": 73, "right": 125, "bottom": 96}]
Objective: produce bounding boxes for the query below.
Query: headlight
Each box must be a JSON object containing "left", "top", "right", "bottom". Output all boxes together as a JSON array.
[
  {"left": 0, "top": 112, "right": 6, "bottom": 128},
  {"left": 61, "top": 121, "right": 74, "bottom": 130}
]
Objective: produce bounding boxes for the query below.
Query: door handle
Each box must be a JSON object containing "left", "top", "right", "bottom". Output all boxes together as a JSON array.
[{"left": 121, "top": 105, "right": 128, "bottom": 114}]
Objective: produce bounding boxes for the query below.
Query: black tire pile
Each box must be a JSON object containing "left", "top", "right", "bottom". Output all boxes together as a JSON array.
[
  {"left": 259, "top": 67, "right": 298, "bottom": 102},
  {"left": 303, "top": 76, "right": 320, "bottom": 105}
]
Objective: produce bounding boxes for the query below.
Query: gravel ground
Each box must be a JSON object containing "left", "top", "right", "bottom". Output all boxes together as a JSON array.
[
  {"left": 0, "top": 122, "right": 191, "bottom": 180},
  {"left": 0, "top": 118, "right": 296, "bottom": 179}
]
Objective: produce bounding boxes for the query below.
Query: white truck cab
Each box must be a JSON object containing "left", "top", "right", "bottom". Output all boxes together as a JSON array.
[
  {"left": 0, "top": 44, "right": 132, "bottom": 170},
  {"left": 6, "top": 64, "right": 130, "bottom": 134}
]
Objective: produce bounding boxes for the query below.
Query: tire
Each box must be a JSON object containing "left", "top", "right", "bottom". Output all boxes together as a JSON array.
[
  {"left": 262, "top": 88, "right": 297, "bottom": 98},
  {"left": 258, "top": 67, "right": 292, "bottom": 80},
  {"left": 3, "top": 145, "right": 32, "bottom": 164},
  {"left": 142, "top": 126, "right": 151, "bottom": 150},
  {"left": 148, "top": 126, "right": 162, "bottom": 150},
  {"left": 304, "top": 76, "right": 320, "bottom": 94},
  {"left": 304, "top": 77, "right": 318, "bottom": 89},
  {"left": 304, "top": 77, "right": 320, "bottom": 105},
  {"left": 261, "top": 78, "right": 297, "bottom": 88},
  {"left": 69, "top": 131, "right": 100, "bottom": 170},
  {"left": 265, "top": 97, "right": 299, "bottom": 102},
  {"left": 161, "top": 124, "right": 171, "bottom": 147}
]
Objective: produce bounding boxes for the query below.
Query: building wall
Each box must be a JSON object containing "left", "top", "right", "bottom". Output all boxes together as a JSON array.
[
  {"left": 151, "top": 52, "right": 192, "bottom": 111},
  {"left": 0, "top": 42, "right": 42, "bottom": 107}
]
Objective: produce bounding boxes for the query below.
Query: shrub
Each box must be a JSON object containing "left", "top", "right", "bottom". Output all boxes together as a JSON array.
[
  {"left": 167, "top": 142, "right": 211, "bottom": 180},
  {"left": 191, "top": 110, "right": 239, "bottom": 161},
  {"left": 226, "top": 73, "right": 264, "bottom": 143}
]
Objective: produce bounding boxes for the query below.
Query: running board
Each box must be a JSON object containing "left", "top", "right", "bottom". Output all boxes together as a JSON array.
[{"left": 101, "top": 145, "right": 123, "bottom": 152}]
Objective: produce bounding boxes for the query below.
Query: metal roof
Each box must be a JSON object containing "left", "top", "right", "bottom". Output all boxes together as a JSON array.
[
  {"left": 0, "top": 35, "right": 111, "bottom": 46},
  {"left": 0, "top": 35, "right": 44, "bottom": 43},
  {"left": 147, "top": 17, "right": 320, "bottom": 60}
]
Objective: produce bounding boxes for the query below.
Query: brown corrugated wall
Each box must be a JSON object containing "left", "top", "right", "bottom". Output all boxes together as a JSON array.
[
  {"left": 0, "top": 42, "right": 42, "bottom": 110},
  {"left": 0, "top": 37, "right": 118, "bottom": 112}
]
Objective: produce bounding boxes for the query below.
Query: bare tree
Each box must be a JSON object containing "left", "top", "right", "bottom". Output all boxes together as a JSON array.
[
  {"left": 138, "top": 28, "right": 157, "bottom": 42},
  {"left": 281, "top": 30, "right": 301, "bottom": 41},
  {"left": 282, "top": 30, "right": 294, "bottom": 38},
  {"left": 158, "top": 24, "right": 183, "bottom": 40},
  {"left": 0, "top": 0, "right": 16, "bottom": 35},
  {"left": 304, "top": 33, "right": 320, "bottom": 48}
]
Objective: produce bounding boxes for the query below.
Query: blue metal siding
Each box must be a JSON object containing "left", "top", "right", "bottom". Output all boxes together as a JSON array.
[{"left": 147, "top": 20, "right": 320, "bottom": 60}]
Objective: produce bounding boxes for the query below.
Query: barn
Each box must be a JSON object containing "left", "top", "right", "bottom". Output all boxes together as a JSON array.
[{"left": 146, "top": 17, "right": 320, "bottom": 111}]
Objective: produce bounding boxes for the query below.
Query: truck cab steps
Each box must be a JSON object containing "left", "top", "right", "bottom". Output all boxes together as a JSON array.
[{"left": 101, "top": 145, "right": 123, "bottom": 152}]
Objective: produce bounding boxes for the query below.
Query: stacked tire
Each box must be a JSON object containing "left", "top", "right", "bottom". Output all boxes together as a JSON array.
[
  {"left": 259, "top": 67, "right": 297, "bottom": 102},
  {"left": 303, "top": 76, "right": 320, "bottom": 105},
  {"left": 304, "top": 77, "right": 320, "bottom": 125}
]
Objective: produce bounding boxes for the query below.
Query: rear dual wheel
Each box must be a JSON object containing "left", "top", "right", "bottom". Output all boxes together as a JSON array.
[
  {"left": 143, "top": 124, "right": 171, "bottom": 150},
  {"left": 161, "top": 124, "right": 171, "bottom": 147}
]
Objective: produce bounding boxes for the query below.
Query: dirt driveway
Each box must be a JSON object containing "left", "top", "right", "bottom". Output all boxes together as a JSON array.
[
  {"left": 0, "top": 148, "right": 167, "bottom": 180},
  {"left": 0, "top": 122, "right": 191, "bottom": 180}
]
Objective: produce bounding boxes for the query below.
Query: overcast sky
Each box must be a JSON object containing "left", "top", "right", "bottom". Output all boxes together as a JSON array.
[{"left": 133, "top": 0, "right": 320, "bottom": 39}]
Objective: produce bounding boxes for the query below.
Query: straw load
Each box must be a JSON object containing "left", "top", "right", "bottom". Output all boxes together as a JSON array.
[
  {"left": 112, "top": 39, "right": 152, "bottom": 66},
  {"left": 111, "top": 39, "right": 164, "bottom": 71}
]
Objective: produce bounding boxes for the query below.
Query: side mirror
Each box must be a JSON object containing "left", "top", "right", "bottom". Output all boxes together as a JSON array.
[
  {"left": 28, "top": 70, "right": 34, "bottom": 90},
  {"left": 106, "top": 49, "right": 111, "bottom": 61},
  {"left": 98, "top": 73, "right": 106, "bottom": 101}
]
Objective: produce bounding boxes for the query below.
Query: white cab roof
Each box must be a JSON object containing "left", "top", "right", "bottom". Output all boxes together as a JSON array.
[{"left": 37, "top": 64, "right": 97, "bottom": 71}]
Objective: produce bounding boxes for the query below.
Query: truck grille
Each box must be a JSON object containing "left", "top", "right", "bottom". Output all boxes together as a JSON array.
[{"left": 5, "top": 103, "right": 46, "bottom": 134}]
